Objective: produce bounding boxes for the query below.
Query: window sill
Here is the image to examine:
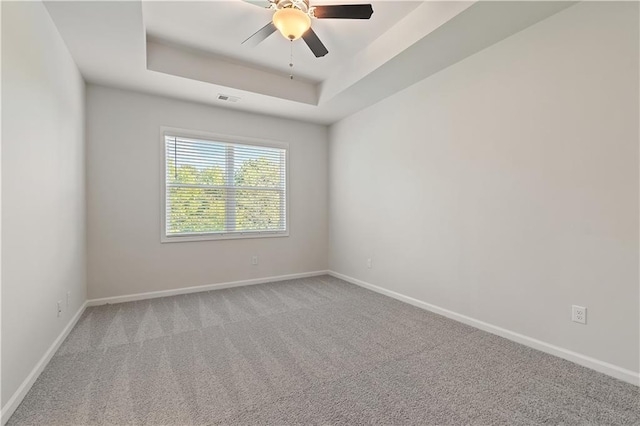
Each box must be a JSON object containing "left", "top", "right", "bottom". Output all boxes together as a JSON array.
[{"left": 161, "top": 231, "right": 289, "bottom": 243}]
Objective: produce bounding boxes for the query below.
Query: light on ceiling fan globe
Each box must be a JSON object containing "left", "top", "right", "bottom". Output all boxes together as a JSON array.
[{"left": 272, "top": 8, "right": 311, "bottom": 41}]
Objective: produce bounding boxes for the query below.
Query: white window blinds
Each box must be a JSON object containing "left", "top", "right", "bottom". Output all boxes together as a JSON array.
[{"left": 164, "top": 134, "right": 287, "bottom": 239}]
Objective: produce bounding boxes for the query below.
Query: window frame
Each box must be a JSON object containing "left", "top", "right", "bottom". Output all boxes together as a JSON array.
[{"left": 160, "top": 126, "right": 290, "bottom": 243}]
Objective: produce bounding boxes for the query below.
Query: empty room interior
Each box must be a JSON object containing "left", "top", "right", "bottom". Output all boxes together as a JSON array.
[{"left": 2, "top": 0, "right": 639, "bottom": 424}]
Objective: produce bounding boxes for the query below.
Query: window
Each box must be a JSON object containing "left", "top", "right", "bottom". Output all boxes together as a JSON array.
[{"left": 162, "top": 131, "right": 288, "bottom": 242}]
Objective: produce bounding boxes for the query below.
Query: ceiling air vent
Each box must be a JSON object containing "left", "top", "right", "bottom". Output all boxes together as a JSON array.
[{"left": 217, "top": 94, "right": 240, "bottom": 103}]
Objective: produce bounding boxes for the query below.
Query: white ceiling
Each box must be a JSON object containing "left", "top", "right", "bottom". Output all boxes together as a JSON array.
[
  {"left": 44, "top": 1, "right": 576, "bottom": 124},
  {"left": 143, "top": 1, "right": 421, "bottom": 83}
]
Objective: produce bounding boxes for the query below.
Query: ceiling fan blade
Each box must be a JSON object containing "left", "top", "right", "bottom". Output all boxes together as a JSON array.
[
  {"left": 313, "top": 4, "right": 374, "bottom": 19},
  {"left": 242, "top": 22, "right": 277, "bottom": 46},
  {"left": 302, "top": 28, "right": 328, "bottom": 58},
  {"left": 241, "top": 0, "right": 272, "bottom": 8}
]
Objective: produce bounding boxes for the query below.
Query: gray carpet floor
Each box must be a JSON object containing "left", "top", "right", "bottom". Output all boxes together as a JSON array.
[{"left": 8, "top": 275, "right": 640, "bottom": 425}]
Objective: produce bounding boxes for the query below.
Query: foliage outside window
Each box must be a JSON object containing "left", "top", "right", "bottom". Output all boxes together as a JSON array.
[{"left": 163, "top": 134, "right": 287, "bottom": 241}]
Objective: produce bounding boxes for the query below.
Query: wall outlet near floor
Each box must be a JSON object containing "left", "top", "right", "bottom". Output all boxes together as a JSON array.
[
  {"left": 57, "top": 301, "right": 62, "bottom": 318},
  {"left": 572, "top": 305, "right": 587, "bottom": 324},
  {"left": 251, "top": 255, "right": 259, "bottom": 266},
  {"left": 366, "top": 258, "right": 372, "bottom": 269}
]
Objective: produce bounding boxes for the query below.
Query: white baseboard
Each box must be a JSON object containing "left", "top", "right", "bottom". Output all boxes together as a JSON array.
[
  {"left": 87, "top": 270, "right": 330, "bottom": 307},
  {"left": 328, "top": 270, "right": 639, "bottom": 386},
  {"left": 1, "top": 301, "right": 88, "bottom": 425}
]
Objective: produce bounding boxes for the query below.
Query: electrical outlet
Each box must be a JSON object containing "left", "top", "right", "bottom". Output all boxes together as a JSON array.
[
  {"left": 572, "top": 305, "right": 587, "bottom": 324},
  {"left": 57, "top": 301, "right": 62, "bottom": 318},
  {"left": 366, "top": 258, "right": 372, "bottom": 269},
  {"left": 252, "top": 255, "right": 258, "bottom": 266}
]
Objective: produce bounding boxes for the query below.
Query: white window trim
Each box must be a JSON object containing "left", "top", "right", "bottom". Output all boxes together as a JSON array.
[{"left": 160, "top": 126, "right": 290, "bottom": 243}]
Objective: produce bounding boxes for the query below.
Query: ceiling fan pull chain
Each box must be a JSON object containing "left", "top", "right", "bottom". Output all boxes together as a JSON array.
[{"left": 289, "top": 39, "right": 294, "bottom": 80}]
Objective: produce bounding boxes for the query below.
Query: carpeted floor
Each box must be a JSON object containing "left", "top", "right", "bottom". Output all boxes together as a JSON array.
[{"left": 8, "top": 275, "right": 640, "bottom": 425}]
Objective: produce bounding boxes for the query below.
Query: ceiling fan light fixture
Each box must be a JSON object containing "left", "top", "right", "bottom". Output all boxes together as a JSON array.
[{"left": 272, "top": 7, "right": 311, "bottom": 40}]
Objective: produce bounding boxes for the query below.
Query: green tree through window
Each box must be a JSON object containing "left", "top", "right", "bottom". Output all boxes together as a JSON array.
[{"left": 164, "top": 136, "right": 286, "bottom": 238}]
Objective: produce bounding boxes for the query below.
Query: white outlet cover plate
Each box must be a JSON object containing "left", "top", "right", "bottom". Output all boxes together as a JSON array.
[{"left": 572, "top": 305, "right": 587, "bottom": 324}]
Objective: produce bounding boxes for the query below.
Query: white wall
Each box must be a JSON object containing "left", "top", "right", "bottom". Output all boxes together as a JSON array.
[
  {"left": 1, "top": 1, "right": 86, "bottom": 410},
  {"left": 329, "top": 2, "right": 639, "bottom": 374},
  {"left": 86, "top": 85, "right": 328, "bottom": 299}
]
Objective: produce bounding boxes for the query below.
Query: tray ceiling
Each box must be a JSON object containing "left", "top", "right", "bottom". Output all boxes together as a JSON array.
[{"left": 44, "top": 1, "right": 575, "bottom": 124}]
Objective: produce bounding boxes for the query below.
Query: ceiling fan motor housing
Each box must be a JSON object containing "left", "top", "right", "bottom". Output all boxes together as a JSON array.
[{"left": 274, "top": 0, "right": 311, "bottom": 14}]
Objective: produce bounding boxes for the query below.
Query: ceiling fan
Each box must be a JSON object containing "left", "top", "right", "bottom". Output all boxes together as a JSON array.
[{"left": 241, "top": 0, "right": 374, "bottom": 58}]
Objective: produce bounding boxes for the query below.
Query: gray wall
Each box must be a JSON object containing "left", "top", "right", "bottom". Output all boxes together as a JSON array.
[
  {"left": 86, "top": 85, "right": 329, "bottom": 299},
  {"left": 1, "top": 1, "right": 87, "bottom": 409},
  {"left": 329, "top": 2, "right": 639, "bottom": 373}
]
